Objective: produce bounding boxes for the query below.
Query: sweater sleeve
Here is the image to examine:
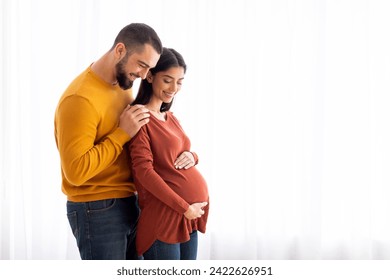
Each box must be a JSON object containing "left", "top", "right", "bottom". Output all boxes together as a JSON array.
[
  {"left": 129, "top": 126, "right": 190, "bottom": 214},
  {"left": 55, "top": 95, "right": 131, "bottom": 186}
]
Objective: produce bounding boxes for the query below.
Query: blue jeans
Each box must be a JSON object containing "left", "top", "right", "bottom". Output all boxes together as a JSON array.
[
  {"left": 66, "top": 196, "right": 140, "bottom": 260},
  {"left": 143, "top": 231, "right": 198, "bottom": 260}
]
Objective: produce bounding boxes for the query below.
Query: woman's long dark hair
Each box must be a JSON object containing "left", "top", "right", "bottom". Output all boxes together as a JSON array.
[{"left": 131, "top": 47, "right": 187, "bottom": 112}]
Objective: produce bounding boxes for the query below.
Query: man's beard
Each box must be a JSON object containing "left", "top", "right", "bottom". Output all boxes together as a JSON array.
[{"left": 115, "top": 60, "right": 134, "bottom": 90}]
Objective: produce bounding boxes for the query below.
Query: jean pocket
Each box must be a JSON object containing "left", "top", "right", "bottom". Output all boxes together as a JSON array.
[
  {"left": 87, "top": 198, "right": 116, "bottom": 213},
  {"left": 67, "top": 211, "right": 79, "bottom": 239}
]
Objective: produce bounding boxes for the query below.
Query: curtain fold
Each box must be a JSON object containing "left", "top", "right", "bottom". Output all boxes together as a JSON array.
[{"left": 1, "top": 0, "right": 390, "bottom": 259}]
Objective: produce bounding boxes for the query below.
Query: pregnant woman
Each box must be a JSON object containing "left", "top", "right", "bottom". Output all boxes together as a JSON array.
[{"left": 129, "top": 47, "right": 209, "bottom": 260}]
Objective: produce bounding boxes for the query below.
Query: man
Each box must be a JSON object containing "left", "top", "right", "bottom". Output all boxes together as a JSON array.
[{"left": 54, "top": 23, "right": 162, "bottom": 259}]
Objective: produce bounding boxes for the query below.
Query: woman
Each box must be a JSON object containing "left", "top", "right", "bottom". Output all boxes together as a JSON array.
[{"left": 129, "top": 48, "right": 209, "bottom": 260}]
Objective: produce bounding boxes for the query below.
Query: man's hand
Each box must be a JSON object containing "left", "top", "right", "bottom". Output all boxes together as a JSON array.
[
  {"left": 184, "top": 202, "right": 208, "bottom": 220},
  {"left": 119, "top": 105, "right": 150, "bottom": 137}
]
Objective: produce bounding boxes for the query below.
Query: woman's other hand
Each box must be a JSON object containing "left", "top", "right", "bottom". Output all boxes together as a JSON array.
[{"left": 184, "top": 202, "right": 208, "bottom": 220}]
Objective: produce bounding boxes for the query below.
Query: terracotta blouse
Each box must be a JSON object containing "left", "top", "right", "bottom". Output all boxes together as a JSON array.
[{"left": 129, "top": 111, "right": 209, "bottom": 256}]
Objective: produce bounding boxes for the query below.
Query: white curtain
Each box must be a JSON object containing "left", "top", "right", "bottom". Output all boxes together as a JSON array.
[{"left": 1, "top": 0, "right": 390, "bottom": 260}]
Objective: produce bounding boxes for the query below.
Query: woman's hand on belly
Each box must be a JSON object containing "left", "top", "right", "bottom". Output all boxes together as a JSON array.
[
  {"left": 184, "top": 202, "right": 208, "bottom": 220},
  {"left": 174, "top": 151, "right": 196, "bottom": 170}
]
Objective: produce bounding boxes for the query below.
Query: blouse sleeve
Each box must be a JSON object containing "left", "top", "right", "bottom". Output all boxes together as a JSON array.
[
  {"left": 129, "top": 126, "right": 190, "bottom": 214},
  {"left": 190, "top": 152, "right": 199, "bottom": 165}
]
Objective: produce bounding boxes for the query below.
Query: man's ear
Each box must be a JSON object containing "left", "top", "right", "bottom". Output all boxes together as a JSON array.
[
  {"left": 114, "top": 43, "right": 126, "bottom": 60},
  {"left": 146, "top": 71, "right": 153, "bottom": 83}
]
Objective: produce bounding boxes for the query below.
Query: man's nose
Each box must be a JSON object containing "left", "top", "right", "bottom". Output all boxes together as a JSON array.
[{"left": 139, "top": 68, "right": 149, "bottom": 79}]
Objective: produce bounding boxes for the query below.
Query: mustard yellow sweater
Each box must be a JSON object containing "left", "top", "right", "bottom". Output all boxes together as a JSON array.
[{"left": 55, "top": 66, "right": 136, "bottom": 202}]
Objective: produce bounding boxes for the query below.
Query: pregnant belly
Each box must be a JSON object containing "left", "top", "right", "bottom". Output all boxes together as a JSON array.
[{"left": 163, "top": 167, "right": 209, "bottom": 204}]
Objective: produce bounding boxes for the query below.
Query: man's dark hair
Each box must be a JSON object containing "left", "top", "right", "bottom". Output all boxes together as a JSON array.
[{"left": 111, "top": 23, "right": 163, "bottom": 55}]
